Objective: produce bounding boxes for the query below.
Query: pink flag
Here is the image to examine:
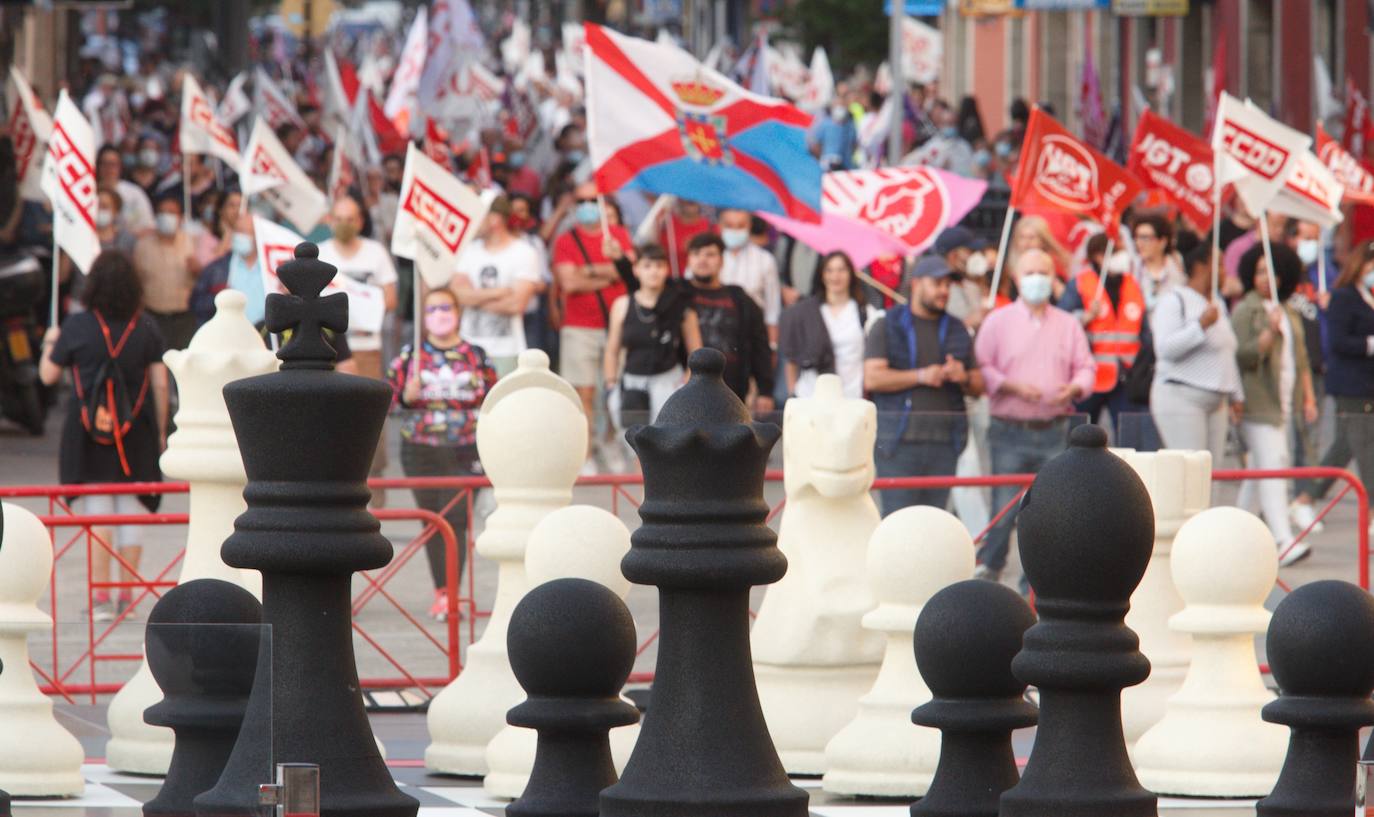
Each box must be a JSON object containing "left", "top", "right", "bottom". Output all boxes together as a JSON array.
[
  {"left": 1079, "top": 41, "right": 1107, "bottom": 150},
  {"left": 823, "top": 166, "right": 988, "bottom": 255},
  {"left": 758, "top": 211, "right": 909, "bottom": 270}
]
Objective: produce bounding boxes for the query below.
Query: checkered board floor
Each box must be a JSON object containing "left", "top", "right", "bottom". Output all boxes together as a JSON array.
[{"left": 7, "top": 765, "right": 1260, "bottom": 816}]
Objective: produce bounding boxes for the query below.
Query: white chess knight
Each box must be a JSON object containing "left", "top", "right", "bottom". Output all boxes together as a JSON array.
[
  {"left": 1114, "top": 447, "right": 1210, "bottom": 743},
  {"left": 1132, "top": 506, "right": 1288, "bottom": 796},
  {"left": 484, "top": 505, "right": 637, "bottom": 798},
  {"left": 751, "top": 374, "right": 883, "bottom": 774},
  {"left": 0, "top": 503, "right": 85, "bottom": 796},
  {"left": 104, "top": 290, "right": 275, "bottom": 775},
  {"left": 823, "top": 506, "right": 974, "bottom": 797},
  {"left": 426, "top": 349, "right": 588, "bottom": 775}
]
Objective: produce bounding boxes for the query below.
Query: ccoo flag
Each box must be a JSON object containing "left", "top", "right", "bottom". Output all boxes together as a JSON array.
[
  {"left": 391, "top": 142, "right": 490, "bottom": 288},
  {"left": 584, "top": 22, "right": 822, "bottom": 222},
  {"left": 1012, "top": 107, "right": 1143, "bottom": 232},
  {"left": 7, "top": 66, "right": 52, "bottom": 203},
  {"left": 180, "top": 74, "right": 241, "bottom": 171},
  {"left": 240, "top": 118, "right": 329, "bottom": 233},
  {"left": 1210, "top": 93, "right": 1310, "bottom": 216},
  {"left": 40, "top": 91, "right": 99, "bottom": 274}
]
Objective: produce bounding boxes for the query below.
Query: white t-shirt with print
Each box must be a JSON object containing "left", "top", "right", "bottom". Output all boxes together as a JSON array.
[{"left": 456, "top": 238, "right": 542, "bottom": 359}]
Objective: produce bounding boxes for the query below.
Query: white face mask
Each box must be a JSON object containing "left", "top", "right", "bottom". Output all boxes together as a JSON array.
[
  {"left": 155, "top": 212, "right": 180, "bottom": 236},
  {"left": 964, "top": 253, "right": 989, "bottom": 278},
  {"left": 96, "top": 210, "right": 114, "bottom": 229},
  {"left": 1019, "top": 273, "right": 1053, "bottom": 305},
  {"left": 1297, "top": 238, "right": 1320, "bottom": 267},
  {"left": 721, "top": 228, "right": 749, "bottom": 250}
]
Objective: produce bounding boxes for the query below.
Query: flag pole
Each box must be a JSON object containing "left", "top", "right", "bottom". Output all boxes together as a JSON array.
[
  {"left": 666, "top": 212, "right": 679, "bottom": 279},
  {"left": 49, "top": 234, "right": 60, "bottom": 330},
  {"left": 1088, "top": 239, "right": 1115, "bottom": 313},
  {"left": 1210, "top": 154, "right": 1222, "bottom": 303},
  {"left": 1318, "top": 232, "right": 1328, "bottom": 295},
  {"left": 985, "top": 204, "right": 1016, "bottom": 309},
  {"left": 888, "top": 0, "right": 905, "bottom": 166},
  {"left": 412, "top": 267, "right": 423, "bottom": 381},
  {"left": 1258, "top": 210, "right": 1280, "bottom": 311},
  {"left": 183, "top": 150, "right": 192, "bottom": 220}
]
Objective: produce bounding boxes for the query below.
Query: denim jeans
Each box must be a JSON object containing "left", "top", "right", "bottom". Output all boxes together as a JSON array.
[
  {"left": 977, "top": 417, "right": 1070, "bottom": 572},
  {"left": 875, "top": 438, "right": 962, "bottom": 517}
]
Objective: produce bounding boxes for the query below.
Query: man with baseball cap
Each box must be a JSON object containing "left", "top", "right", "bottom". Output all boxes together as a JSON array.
[
  {"left": 934, "top": 226, "right": 992, "bottom": 331},
  {"left": 864, "top": 255, "right": 983, "bottom": 516}
]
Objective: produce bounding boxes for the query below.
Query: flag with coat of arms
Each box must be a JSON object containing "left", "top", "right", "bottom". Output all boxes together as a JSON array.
[{"left": 584, "top": 23, "right": 822, "bottom": 222}]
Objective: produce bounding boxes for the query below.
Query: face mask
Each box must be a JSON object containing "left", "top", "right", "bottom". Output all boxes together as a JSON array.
[
  {"left": 565, "top": 149, "right": 586, "bottom": 165},
  {"left": 231, "top": 232, "right": 255, "bottom": 257},
  {"left": 1362, "top": 269, "right": 1374, "bottom": 290},
  {"left": 995, "top": 141, "right": 1012, "bottom": 159},
  {"left": 965, "top": 252, "right": 989, "bottom": 278},
  {"left": 721, "top": 228, "right": 749, "bottom": 250},
  {"left": 333, "top": 222, "right": 359, "bottom": 243},
  {"left": 941, "top": 126, "right": 958, "bottom": 138},
  {"left": 574, "top": 201, "right": 601, "bottom": 227},
  {"left": 972, "top": 149, "right": 991, "bottom": 168},
  {"left": 508, "top": 151, "right": 527, "bottom": 169},
  {"left": 1019, "top": 273, "right": 1052, "bottom": 305},
  {"left": 1297, "top": 239, "right": 1320, "bottom": 266},
  {"left": 96, "top": 210, "right": 114, "bottom": 229},
  {"left": 510, "top": 215, "right": 536, "bottom": 232},
  {"left": 121, "top": 154, "right": 137, "bottom": 171},
  {"left": 139, "top": 148, "right": 160, "bottom": 168},
  {"left": 155, "top": 212, "right": 179, "bottom": 236},
  {"left": 424, "top": 310, "right": 459, "bottom": 337},
  {"left": 203, "top": 205, "right": 217, "bottom": 224},
  {"left": 830, "top": 105, "right": 847, "bottom": 121}
]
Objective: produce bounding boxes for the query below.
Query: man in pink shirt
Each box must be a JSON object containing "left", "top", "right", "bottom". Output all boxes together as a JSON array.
[{"left": 973, "top": 248, "right": 1097, "bottom": 584}]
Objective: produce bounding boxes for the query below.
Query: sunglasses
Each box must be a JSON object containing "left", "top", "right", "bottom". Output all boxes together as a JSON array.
[{"left": 424, "top": 303, "right": 455, "bottom": 314}]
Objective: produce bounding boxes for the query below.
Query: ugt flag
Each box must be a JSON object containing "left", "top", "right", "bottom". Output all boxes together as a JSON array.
[
  {"left": 1012, "top": 107, "right": 1143, "bottom": 232},
  {"left": 1128, "top": 110, "right": 1216, "bottom": 233},
  {"left": 1210, "top": 93, "right": 1310, "bottom": 216},
  {"left": 392, "top": 142, "right": 490, "bottom": 288},
  {"left": 40, "top": 91, "right": 99, "bottom": 274},
  {"left": 584, "top": 22, "right": 822, "bottom": 222},
  {"left": 7, "top": 66, "right": 52, "bottom": 203},
  {"left": 822, "top": 166, "right": 988, "bottom": 255},
  {"left": 1316, "top": 123, "right": 1374, "bottom": 206},
  {"left": 180, "top": 74, "right": 241, "bottom": 170}
]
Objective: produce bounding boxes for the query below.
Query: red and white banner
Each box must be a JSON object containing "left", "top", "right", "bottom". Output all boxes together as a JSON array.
[
  {"left": 1270, "top": 150, "right": 1344, "bottom": 228},
  {"left": 901, "top": 18, "right": 941, "bottom": 86},
  {"left": 180, "top": 74, "right": 241, "bottom": 170},
  {"left": 253, "top": 215, "right": 387, "bottom": 334},
  {"left": 1012, "top": 107, "right": 1144, "bottom": 232},
  {"left": 7, "top": 66, "right": 52, "bottom": 202},
  {"left": 384, "top": 5, "right": 428, "bottom": 132},
  {"left": 1315, "top": 123, "right": 1374, "bottom": 206},
  {"left": 39, "top": 91, "right": 99, "bottom": 274},
  {"left": 1210, "top": 93, "right": 1310, "bottom": 216},
  {"left": 253, "top": 68, "right": 306, "bottom": 132},
  {"left": 1128, "top": 109, "right": 1215, "bottom": 232},
  {"left": 219, "top": 72, "right": 252, "bottom": 127},
  {"left": 392, "top": 142, "right": 490, "bottom": 287},
  {"left": 240, "top": 118, "right": 328, "bottom": 233},
  {"left": 1344, "top": 76, "right": 1374, "bottom": 157},
  {"left": 822, "top": 166, "right": 988, "bottom": 255}
]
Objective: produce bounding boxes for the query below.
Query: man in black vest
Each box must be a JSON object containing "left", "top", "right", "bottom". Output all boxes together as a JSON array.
[{"left": 864, "top": 256, "right": 983, "bottom": 516}]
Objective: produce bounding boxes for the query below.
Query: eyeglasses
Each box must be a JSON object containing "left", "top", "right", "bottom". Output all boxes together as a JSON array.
[
  {"left": 575, "top": 198, "right": 598, "bottom": 205},
  {"left": 424, "top": 303, "right": 455, "bottom": 314}
]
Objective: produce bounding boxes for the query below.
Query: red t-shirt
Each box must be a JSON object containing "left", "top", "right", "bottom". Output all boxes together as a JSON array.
[
  {"left": 553, "top": 225, "right": 632, "bottom": 329},
  {"left": 659, "top": 214, "right": 713, "bottom": 278}
]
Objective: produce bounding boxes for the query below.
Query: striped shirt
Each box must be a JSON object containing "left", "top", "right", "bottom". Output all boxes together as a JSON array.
[
  {"left": 720, "top": 243, "right": 783, "bottom": 326},
  {"left": 1150, "top": 286, "right": 1243, "bottom": 401}
]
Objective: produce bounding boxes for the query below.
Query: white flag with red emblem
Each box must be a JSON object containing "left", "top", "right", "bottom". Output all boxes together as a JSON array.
[
  {"left": 1269, "top": 150, "right": 1344, "bottom": 228},
  {"left": 180, "top": 74, "right": 241, "bottom": 170},
  {"left": 391, "top": 141, "right": 490, "bottom": 288},
  {"left": 219, "top": 72, "right": 252, "bottom": 127},
  {"left": 384, "top": 5, "right": 428, "bottom": 133},
  {"left": 40, "top": 91, "right": 99, "bottom": 274},
  {"left": 7, "top": 66, "right": 52, "bottom": 202},
  {"left": 253, "top": 67, "right": 307, "bottom": 132},
  {"left": 1210, "top": 93, "right": 1311, "bottom": 216},
  {"left": 240, "top": 118, "right": 328, "bottom": 234},
  {"left": 253, "top": 215, "right": 386, "bottom": 334}
]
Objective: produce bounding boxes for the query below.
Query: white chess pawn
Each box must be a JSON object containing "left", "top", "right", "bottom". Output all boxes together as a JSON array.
[
  {"left": 426, "top": 350, "right": 588, "bottom": 776},
  {"left": 0, "top": 503, "right": 84, "bottom": 796},
  {"left": 105, "top": 290, "right": 275, "bottom": 775},
  {"left": 822, "top": 506, "right": 975, "bottom": 797},
  {"left": 1114, "top": 448, "right": 1210, "bottom": 743},
  {"left": 1132, "top": 506, "right": 1288, "bottom": 796},
  {"left": 751, "top": 375, "right": 883, "bottom": 774},
  {"left": 484, "top": 505, "right": 636, "bottom": 799}
]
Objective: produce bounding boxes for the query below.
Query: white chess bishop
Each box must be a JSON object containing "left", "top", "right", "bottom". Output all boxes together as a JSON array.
[
  {"left": 1132, "top": 506, "right": 1288, "bottom": 796},
  {"left": 105, "top": 290, "right": 275, "bottom": 775},
  {"left": 484, "top": 505, "right": 637, "bottom": 798},
  {"left": 751, "top": 374, "right": 883, "bottom": 775},
  {"left": 0, "top": 503, "right": 85, "bottom": 796},
  {"left": 823, "top": 506, "right": 974, "bottom": 797},
  {"left": 426, "top": 349, "right": 587, "bottom": 776}
]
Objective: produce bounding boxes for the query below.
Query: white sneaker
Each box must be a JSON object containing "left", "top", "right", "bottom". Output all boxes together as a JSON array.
[
  {"left": 579, "top": 457, "right": 599, "bottom": 477},
  {"left": 1278, "top": 541, "right": 1312, "bottom": 568},
  {"left": 1288, "top": 501, "right": 1324, "bottom": 534}
]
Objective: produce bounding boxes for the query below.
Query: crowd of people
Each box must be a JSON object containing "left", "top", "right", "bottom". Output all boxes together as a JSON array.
[{"left": 8, "top": 16, "right": 1370, "bottom": 618}]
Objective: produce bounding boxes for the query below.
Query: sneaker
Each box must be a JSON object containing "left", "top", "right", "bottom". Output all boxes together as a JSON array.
[
  {"left": 90, "top": 601, "right": 116, "bottom": 622},
  {"left": 429, "top": 590, "right": 449, "bottom": 622},
  {"left": 973, "top": 564, "right": 1002, "bottom": 582},
  {"left": 1278, "top": 541, "right": 1313, "bottom": 568},
  {"left": 579, "top": 457, "right": 599, "bottom": 477},
  {"left": 116, "top": 597, "right": 138, "bottom": 620},
  {"left": 1288, "top": 501, "right": 1324, "bottom": 534}
]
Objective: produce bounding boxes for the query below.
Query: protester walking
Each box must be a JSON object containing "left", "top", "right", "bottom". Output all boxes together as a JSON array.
[
  {"left": 684, "top": 232, "right": 774, "bottom": 410},
  {"left": 132, "top": 195, "right": 201, "bottom": 351}
]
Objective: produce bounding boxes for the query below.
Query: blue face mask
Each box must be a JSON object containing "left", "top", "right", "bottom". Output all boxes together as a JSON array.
[
  {"left": 972, "top": 149, "right": 991, "bottom": 168},
  {"left": 941, "top": 126, "right": 958, "bottom": 139},
  {"left": 565, "top": 150, "right": 586, "bottom": 165},
  {"left": 575, "top": 201, "right": 600, "bottom": 227},
  {"left": 509, "top": 151, "right": 527, "bottom": 169},
  {"left": 1019, "top": 273, "right": 1053, "bottom": 305},
  {"left": 995, "top": 141, "right": 1012, "bottom": 159},
  {"left": 721, "top": 228, "right": 749, "bottom": 250},
  {"left": 1362, "top": 269, "right": 1374, "bottom": 290},
  {"left": 231, "top": 232, "right": 255, "bottom": 258}
]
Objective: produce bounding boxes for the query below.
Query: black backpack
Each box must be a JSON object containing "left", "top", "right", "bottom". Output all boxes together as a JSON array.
[{"left": 73, "top": 310, "right": 149, "bottom": 477}]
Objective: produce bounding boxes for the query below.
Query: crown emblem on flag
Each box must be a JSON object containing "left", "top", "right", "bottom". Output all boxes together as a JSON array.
[{"left": 671, "top": 77, "right": 726, "bottom": 108}]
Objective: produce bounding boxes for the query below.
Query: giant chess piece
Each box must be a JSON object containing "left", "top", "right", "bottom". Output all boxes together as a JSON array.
[
  {"left": 751, "top": 374, "right": 882, "bottom": 774},
  {"left": 1115, "top": 449, "right": 1210, "bottom": 743},
  {"left": 1133, "top": 506, "right": 1287, "bottom": 796},
  {"left": 600, "top": 349, "right": 807, "bottom": 817},
  {"left": 485, "top": 506, "right": 636, "bottom": 799},
  {"left": 1255, "top": 580, "right": 1374, "bottom": 817},
  {"left": 194, "top": 244, "right": 418, "bottom": 817},
  {"left": 0, "top": 502, "right": 84, "bottom": 796},
  {"left": 911, "top": 579, "right": 1038, "bottom": 817},
  {"left": 143, "top": 579, "right": 262, "bottom": 817},
  {"left": 426, "top": 348, "right": 587, "bottom": 776},
  {"left": 823, "top": 506, "right": 974, "bottom": 797},
  {"left": 998, "top": 425, "right": 1156, "bottom": 817},
  {"left": 505, "top": 578, "right": 640, "bottom": 817},
  {"left": 107, "top": 289, "right": 274, "bottom": 775}
]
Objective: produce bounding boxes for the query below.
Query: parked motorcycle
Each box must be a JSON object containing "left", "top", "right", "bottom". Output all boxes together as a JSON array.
[{"left": 0, "top": 251, "right": 49, "bottom": 435}]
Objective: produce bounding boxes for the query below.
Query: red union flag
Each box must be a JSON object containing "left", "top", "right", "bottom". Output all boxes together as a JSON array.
[
  {"left": 1128, "top": 110, "right": 1215, "bottom": 232},
  {"left": 39, "top": 91, "right": 99, "bottom": 274},
  {"left": 1012, "top": 108, "right": 1144, "bottom": 232},
  {"left": 392, "top": 142, "right": 490, "bottom": 287},
  {"left": 7, "top": 66, "right": 52, "bottom": 202},
  {"left": 822, "top": 166, "right": 988, "bottom": 255},
  {"left": 1315, "top": 123, "right": 1374, "bottom": 206},
  {"left": 180, "top": 74, "right": 241, "bottom": 170},
  {"left": 1210, "top": 93, "right": 1310, "bottom": 215}
]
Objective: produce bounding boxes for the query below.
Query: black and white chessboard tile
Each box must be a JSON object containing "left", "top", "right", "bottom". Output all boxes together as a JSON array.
[{"left": 2, "top": 766, "right": 1258, "bottom": 816}]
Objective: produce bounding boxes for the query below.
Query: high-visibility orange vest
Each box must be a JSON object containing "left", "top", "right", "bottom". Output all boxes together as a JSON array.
[{"left": 1075, "top": 270, "right": 1145, "bottom": 393}]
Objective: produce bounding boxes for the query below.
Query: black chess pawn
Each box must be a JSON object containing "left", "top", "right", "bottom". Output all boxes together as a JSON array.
[
  {"left": 143, "top": 580, "right": 261, "bottom": 817},
  {"left": 506, "top": 578, "right": 640, "bottom": 817},
  {"left": 600, "top": 349, "right": 809, "bottom": 817},
  {"left": 997, "top": 424, "right": 1156, "bottom": 817},
  {"left": 1255, "top": 580, "right": 1374, "bottom": 817},
  {"left": 195, "top": 243, "right": 418, "bottom": 817},
  {"left": 910, "top": 580, "right": 1037, "bottom": 817}
]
